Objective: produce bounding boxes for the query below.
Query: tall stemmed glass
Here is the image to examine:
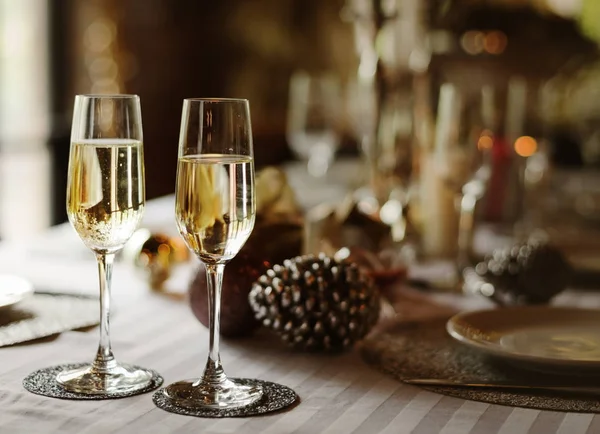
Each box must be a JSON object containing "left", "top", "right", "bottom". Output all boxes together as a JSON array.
[
  {"left": 287, "top": 71, "right": 342, "bottom": 178},
  {"left": 163, "top": 98, "right": 262, "bottom": 409},
  {"left": 57, "top": 94, "right": 155, "bottom": 394},
  {"left": 433, "top": 84, "right": 494, "bottom": 270}
]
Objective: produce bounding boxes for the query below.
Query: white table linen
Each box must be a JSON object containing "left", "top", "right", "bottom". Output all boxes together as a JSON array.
[{"left": 1, "top": 180, "right": 600, "bottom": 433}]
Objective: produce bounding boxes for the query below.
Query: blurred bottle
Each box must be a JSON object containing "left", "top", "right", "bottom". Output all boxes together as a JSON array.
[{"left": 344, "top": 0, "right": 427, "bottom": 250}]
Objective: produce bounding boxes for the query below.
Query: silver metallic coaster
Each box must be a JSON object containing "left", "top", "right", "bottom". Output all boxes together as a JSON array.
[
  {"left": 23, "top": 363, "right": 163, "bottom": 400},
  {"left": 152, "top": 379, "right": 299, "bottom": 418}
]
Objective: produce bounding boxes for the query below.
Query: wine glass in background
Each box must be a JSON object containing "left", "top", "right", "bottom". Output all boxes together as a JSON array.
[
  {"left": 161, "top": 98, "right": 262, "bottom": 409},
  {"left": 346, "top": 77, "right": 377, "bottom": 158},
  {"left": 508, "top": 77, "right": 552, "bottom": 238},
  {"left": 347, "top": 77, "right": 417, "bottom": 247},
  {"left": 432, "top": 83, "right": 494, "bottom": 270},
  {"left": 287, "top": 71, "right": 342, "bottom": 178},
  {"left": 56, "top": 94, "right": 155, "bottom": 394}
]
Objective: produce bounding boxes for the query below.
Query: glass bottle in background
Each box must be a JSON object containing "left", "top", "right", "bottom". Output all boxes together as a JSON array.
[{"left": 343, "top": 0, "right": 430, "bottom": 253}]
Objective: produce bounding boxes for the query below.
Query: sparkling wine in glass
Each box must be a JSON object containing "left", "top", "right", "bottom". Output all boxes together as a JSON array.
[
  {"left": 162, "top": 98, "right": 262, "bottom": 409},
  {"left": 56, "top": 94, "right": 155, "bottom": 395}
]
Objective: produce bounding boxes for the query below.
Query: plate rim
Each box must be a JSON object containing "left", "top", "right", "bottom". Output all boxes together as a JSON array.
[
  {"left": 0, "top": 274, "right": 35, "bottom": 310},
  {"left": 446, "top": 306, "right": 600, "bottom": 368}
]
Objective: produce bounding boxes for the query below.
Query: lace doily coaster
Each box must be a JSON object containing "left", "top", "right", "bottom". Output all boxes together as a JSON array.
[
  {"left": 23, "top": 363, "right": 163, "bottom": 400},
  {"left": 152, "top": 379, "right": 299, "bottom": 418},
  {"left": 360, "top": 319, "right": 600, "bottom": 413}
]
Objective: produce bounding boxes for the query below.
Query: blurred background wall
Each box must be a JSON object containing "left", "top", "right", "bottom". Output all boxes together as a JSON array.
[
  {"left": 47, "top": 0, "right": 356, "bottom": 227},
  {"left": 0, "top": 0, "right": 598, "bottom": 238}
]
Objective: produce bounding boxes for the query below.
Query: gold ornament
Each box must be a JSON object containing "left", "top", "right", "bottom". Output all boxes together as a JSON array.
[
  {"left": 304, "top": 194, "right": 392, "bottom": 256},
  {"left": 122, "top": 229, "right": 190, "bottom": 292},
  {"left": 255, "top": 166, "right": 302, "bottom": 224}
]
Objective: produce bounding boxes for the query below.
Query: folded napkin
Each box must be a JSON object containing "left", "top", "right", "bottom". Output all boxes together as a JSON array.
[{"left": 0, "top": 292, "right": 98, "bottom": 347}]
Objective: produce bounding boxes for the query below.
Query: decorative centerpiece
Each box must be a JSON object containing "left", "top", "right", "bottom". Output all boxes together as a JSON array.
[
  {"left": 304, "top": 195, "right": 408, "bottom": 291},
  {"left": 249, "top": 253, "right": 380, "bottom": 352},
  {"left": 305, "top": 195, "right": 393, "bottom": 256},
  {"left": 187, "top": 167, "right": 387, "bottom": 346}
]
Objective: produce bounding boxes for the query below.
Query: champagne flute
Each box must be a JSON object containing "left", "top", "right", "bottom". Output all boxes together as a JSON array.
[
  {"left": 57, "top": 94, "right": 155, "bottom": 394},
  {"left": 162, "top": 98, "right": 261, "bottom": 409}
]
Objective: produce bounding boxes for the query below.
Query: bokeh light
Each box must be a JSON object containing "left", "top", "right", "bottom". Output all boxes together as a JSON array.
[
  {"left": 84, "top": 19, "right": 115, "bottom": 53},
  {"left": 484, "top": 31, "right": 507, "bottom": 54},
  {"left": 478, "top": 134, "right": 494, "bottom": 150},
  {"left": 461, "top": 31, "right": 485, "bottom": 55},
  {"left": 514, "top": 136, "right": 538, "bottom": 157}
]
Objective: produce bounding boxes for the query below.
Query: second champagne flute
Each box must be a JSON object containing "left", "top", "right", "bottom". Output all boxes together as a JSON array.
[{"left": 162, "top": 98, "right": 262, "bottom": 409}]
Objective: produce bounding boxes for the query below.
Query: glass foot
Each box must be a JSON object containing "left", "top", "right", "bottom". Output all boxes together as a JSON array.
[
  {"left": 163, "top": 378, "right": 263, "bottom": 409},
  {"left": 56, "top": 363, "right": 155, "bottom": 395}
]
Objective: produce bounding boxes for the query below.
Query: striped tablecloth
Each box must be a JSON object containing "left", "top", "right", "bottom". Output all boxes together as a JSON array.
[{"left": 1, "top": 196, "right": 600, "bottom": 434}]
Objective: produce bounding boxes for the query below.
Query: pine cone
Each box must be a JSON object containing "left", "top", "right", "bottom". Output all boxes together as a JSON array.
[
  {"left": 469, "top": 241, "right": 572, "bottom": 305},
  {"left": 248, "top": 253, "right": 380, "bottom": 352}
]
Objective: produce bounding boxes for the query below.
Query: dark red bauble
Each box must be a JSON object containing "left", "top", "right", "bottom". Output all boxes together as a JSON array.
[
  {"left": 189, "top": 250, "right": 269, "bottom": 337},
  {"left": 188, "top": 222, "right": 303, "bottom": 338}
]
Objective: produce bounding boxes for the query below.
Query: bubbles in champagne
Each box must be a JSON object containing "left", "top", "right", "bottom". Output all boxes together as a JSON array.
[{"left": 67, "top": 139, "right": 145, "bottom": 253}]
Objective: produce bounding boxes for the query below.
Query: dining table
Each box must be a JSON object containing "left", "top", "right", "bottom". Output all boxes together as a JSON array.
[{"left": 2, "top": 160, "right": 600, "bottom": 434}]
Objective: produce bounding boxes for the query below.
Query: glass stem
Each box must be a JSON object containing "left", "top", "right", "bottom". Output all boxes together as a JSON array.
[
  {"left": 202, "top": 263, "right": 227, "bottom": 386},
  {"left": 457, "top": 193, "right": 477, "bottom": 273},
  {"left": 93, "top": 253, "right": 117, "bottom": 373}
]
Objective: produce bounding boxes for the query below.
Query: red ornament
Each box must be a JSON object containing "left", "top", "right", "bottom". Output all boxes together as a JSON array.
[{"left": 189, "top": 250, "right": 271, "bottom": 338}]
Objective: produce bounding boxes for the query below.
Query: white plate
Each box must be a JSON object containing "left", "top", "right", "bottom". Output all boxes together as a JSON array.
[
  {"left": 0, "top": 274, "right": 34, "bottom": 310},
  {"left": 447, "top": 306, "right": 600, "bottom": 370}
]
